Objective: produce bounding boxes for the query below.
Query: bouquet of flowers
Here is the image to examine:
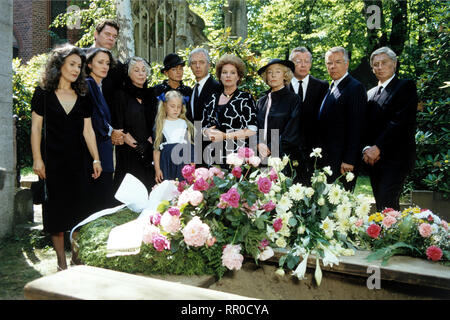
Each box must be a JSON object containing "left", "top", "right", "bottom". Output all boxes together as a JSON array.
[
  {"left": 358, "top": 207, "right": 450, "bottom": 265},
  {"left": 263, "top": 148, "right": 373, "bottom": 285},
  {"left": 146, "top": 147, "right": 276, "bottom": 276}
]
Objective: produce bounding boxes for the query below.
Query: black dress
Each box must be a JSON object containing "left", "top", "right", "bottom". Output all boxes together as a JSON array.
[
  {"left": 31, "top": 86, "right": 92, "bottom": 234},
  {"left": 256, "top": 86, "right": 304, "bottom": 173},
  {"left": 111, "top": 83, "right": 156, "bottom": 192},
  {"left": 202, "top": 90, "right": 257, "bottom": 165}
]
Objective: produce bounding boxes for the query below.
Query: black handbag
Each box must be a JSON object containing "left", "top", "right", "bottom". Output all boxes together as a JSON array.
[{"left": 31, "top": 179, "right": 47, "bottom": 204}]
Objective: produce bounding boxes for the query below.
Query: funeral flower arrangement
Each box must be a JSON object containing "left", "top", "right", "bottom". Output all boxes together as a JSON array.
[
  {"left": 75, "top": 146, "right": 449, "bottom": 282},
  {"left": 262, "top": 148, "right": 372, "bottom": 285},
  {"left": 358, "top": 207, "right": 450, "bottom": 265}
]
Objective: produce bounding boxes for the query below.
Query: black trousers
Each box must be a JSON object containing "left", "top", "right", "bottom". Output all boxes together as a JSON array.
[{"left": 369, "top": 164, "right": 410, "bottom": 212}]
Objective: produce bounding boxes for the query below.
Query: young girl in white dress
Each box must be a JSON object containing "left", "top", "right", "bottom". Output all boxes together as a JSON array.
[{"left": 153, "top": 90, "right": 195, "bottom": 183}]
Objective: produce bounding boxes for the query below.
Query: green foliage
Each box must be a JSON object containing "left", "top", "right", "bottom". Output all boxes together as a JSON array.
[
  {"left": 51, "top": 0, "right": 116, "bottom": 48},
  {"left": 77, "top": 208, "right": 226, "bottom": 278},
  {"left": 12, "top": 55, "right": 48, "bottom": 168}
]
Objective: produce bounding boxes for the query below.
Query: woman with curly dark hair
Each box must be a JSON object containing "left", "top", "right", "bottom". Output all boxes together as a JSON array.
[{"left": 30, "top": 44, "right": 102, "bottom": 271}]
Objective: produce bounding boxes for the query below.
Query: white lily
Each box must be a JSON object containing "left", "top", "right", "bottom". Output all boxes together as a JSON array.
[
  {"left": 314, "top": 257, "right": 322, "bottom": 286},
  {"left": 292, "top": 252, "right": 309, "bottom": 280},
  {"left": 320, "top": 244, "right": 340, "bottom": 268}
]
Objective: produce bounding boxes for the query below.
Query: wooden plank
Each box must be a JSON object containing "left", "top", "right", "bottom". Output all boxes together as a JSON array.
[
  {"left": 24, "top": 265, "right": 256, "bottom": 300},
  {"left": 271, "top": 249, "right": 450, "bottom": 290}
]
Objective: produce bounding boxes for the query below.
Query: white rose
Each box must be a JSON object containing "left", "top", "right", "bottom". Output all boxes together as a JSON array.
[
  {"left": 275, "top": 237, "right": 287, "bottom": 248},
  {"left": 346, "top": 172, "right": 355, "bottom": 182},
  {"left": 318, "top": 197, "right": 325, "bottom": 206}
]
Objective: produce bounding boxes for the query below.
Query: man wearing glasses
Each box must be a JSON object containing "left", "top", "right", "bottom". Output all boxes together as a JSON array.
[
  {"left": 317, "top": 46, "right": 367, "bottom": 191},
  {"left": 289, "top": 47, "right": 328, "bottom": 185}
]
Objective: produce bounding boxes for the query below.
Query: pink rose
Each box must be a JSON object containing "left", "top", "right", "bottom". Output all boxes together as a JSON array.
[
  {"left": 182, "top": 164, "right": 195, "bottom": 180},
  {"left": 150, "top": 212, "right": 162, "bottom": 226},
  {"left": 177, "top": 180, "right": 187, "bottom": 193},
  {"left": 189, "top": 190, "right": 204, "bottom": 206},
  {"left": 168, "top": 207, "right": 180, "bottom": 217},
  {"left": 217, "top": 200, "right": 228, "bottom": 209},
  {"left": 237, "top": 147, "right": 254, "bottom": 159},
  {"left": 258, "top": 238, "right": 270, "bottom": 250},
  {"left": 269, "top": 168, "right": 278, "bottom": 182},
  {"left": 209, "top": 166, "right": 225, "bottom": 179},
  {"left": 231, "top": 166, "right": 242, "bottom": 178},
  {"left": 242, "top": 202, "right": 258, "bottom": 217},
  {"left": 194, "top": 168, "right": 210, "bottom": 181},
  {"left": 355, "top": 218, "right": 363, "bottom": 227},
  {"left": 257, "top": 177, "right": 272, "bottom": 194},
  {"left": 382, "top": 215, "right": 397, "bottom": 229},
  {"left": 193, "top": 178, "right": 210, "bottom": 191},
  {"left": 273, "top": 218, "right": 283, "bottom": 232},
  {"left": 426, "top": 245, "right": 443, "bottom": 261},
  {"left": 248, "top": 156, "right": 261, "bottom": 167},
  {"left": 160, "top": 212, "right": 181, "bottom": 234},
  {"left": 182, "top": 216, "right": 211, "bottom": 247},
  {"left": 222, "top": 244, "right": 244, "bottom": 270},
  {"left": 386, "top": 210, "right": 401, "bottom": 218},
  {"left": 152, "top": 234, "right": 170, "bottom": 251},
  {"left": 263, "top": 200, "right": 276, "bottom": 212},
  {"left": 442, "top": 220, "right": 448, "bottom": 231},
  {"left": 220, "top": 188, "right": 240, "bottom": 208},
  {"left": 142, "top": 224, "right": 161, "bottom": 244},
  {"left": 367, "top": 223, "right": 381, "bottom": 239},
  {"left": 226, "top": 153, "right": 244, "bottom": 167},
  {"left": 418, "top": 223, "right": 432, "bottom": 238}
]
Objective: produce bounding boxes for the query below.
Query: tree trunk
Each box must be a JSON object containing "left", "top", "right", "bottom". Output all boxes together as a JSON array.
[
  {"left": 388, "top": 0, "right": 408, "bottom": 56},
  {"left": 115, "top": 0, "right": 135, "bottom": 61}
]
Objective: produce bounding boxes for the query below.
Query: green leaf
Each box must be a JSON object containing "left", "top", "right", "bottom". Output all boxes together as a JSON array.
[{"left": 289, "top": 217, "right": 298, "bottom": 227}]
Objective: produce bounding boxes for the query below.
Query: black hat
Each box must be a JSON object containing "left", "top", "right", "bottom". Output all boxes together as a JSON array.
[
  {"left": 257, "top": 58, "right": 295, "bottom": 75},
  {"left": 161, "top": 53, "right": 185, "bottom": 72}
]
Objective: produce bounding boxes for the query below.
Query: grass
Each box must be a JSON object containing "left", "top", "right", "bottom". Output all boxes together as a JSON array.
[{"left": 354, "top": 175, "right": 374, "bottom": 199}]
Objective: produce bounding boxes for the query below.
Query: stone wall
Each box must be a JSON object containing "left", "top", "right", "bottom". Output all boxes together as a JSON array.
[{"left": 0, "top": 0, "right": 14, "bottom": 240}]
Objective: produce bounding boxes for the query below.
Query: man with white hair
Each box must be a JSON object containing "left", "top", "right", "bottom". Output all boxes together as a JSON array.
[
  {"left": 187, "top": 48, "right": 221, "bottom": 124},
  {"left": 288, "top": 46, "right": 328, "bottom": 185},
  {"left": 363, "top": 46, "right": 418, "bottom": 211},
  {"left": 317, "top": 46, "right": 367, "bottom": 191}
]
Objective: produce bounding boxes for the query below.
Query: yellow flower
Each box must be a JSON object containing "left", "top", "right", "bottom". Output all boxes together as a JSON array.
[{"left": 368, "top": 214, "right": 376, "bottom": 222}]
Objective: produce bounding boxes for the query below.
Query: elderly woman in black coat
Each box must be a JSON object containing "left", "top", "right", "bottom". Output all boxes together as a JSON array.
[{"left": 256, "top": 59, "right": 304, "bottom": 173}]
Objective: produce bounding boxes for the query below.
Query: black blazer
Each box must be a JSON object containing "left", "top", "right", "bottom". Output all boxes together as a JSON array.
[
  {"left": 317, "top": 74, "right": 367, "bottom": 178},
  {"left": 289, "top": 75, "right": 329, "bottom": 151},
  {"left": 188, "top": 75, "right": 222, "bottom": 124},
  {"left": 102, "top": 60, "right": 126, "bottom": 111},
  {"left": 365, "top": 76, "right": 417, "bottom": 168},
  {"left": 256, "top": 86, "right": 303, "bottom": 158}
]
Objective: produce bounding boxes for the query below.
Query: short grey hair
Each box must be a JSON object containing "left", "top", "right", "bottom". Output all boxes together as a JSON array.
[
  {"left": 127, "top": 56, "right": 150, "bottom": 76},
  {"left": 370, "top": 46, "right": 397, "bottom": 67},
  {"left": 188, "top": 48, "right": 211, "bottom": 65},
  {"left": 289, "top": 46, "right": 312, "bottom": 62},
  {"left": 325, "top": 46, "right": 349, "bottom": 63}
]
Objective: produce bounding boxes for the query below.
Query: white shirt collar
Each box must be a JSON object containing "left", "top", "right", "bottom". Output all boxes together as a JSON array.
[
  {"left": 196, "top": 74, "right": 210, "bottom": 92},
  {"left": 378, "top": 74, "right": 395, "bottom": 89},
  {"left": 290, "top": 74, "right": 309, "bottom": 98},
  {"left": 332, "top": 72, "right": 348, "bottom": 88}
]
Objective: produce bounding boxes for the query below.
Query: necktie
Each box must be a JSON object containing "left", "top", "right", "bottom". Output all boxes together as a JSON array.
[
  {"left": 191, "top": 83, "right": 199, "bottom": 118},
  {"left": 263, "top": 93, "right": 273, "bottom": 141},
  {"left": 374, "top": 85, "right": 383, "bottom": 100},
  {"left": 298, "top": 80, "right": 304, "bottom": 102},
  {"left": 318, "top": 82, "right": 334, "bottom": 119}
]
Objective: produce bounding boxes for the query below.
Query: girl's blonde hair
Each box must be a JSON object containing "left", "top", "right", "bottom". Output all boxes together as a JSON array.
[{"left": 153, "top": 90, "right": 195, "bottom": 150}]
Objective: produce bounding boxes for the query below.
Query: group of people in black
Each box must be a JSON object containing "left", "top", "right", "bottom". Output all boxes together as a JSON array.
[{"left": 30, "top": 19, "right": 417, "bottom": 271}]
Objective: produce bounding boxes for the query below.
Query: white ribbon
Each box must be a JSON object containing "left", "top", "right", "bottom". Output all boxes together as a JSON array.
[{"left": 70, "top": 174, "right": 179, "bottom": 257}]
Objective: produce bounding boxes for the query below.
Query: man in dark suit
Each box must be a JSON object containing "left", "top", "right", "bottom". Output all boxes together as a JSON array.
[
  {"left": 363, "top": 47, "right": 418, "bottom": 211},
  {"left": 188, "top": 48, "right": 222, "bottom": 166},
  {"left": 317, "top": 46, "right": 367, "bottom": 190},
  {"left": 288, "top": 47, "right": 329, "bottom": 185},
  {"left": 90, "top": 19, "right": 125, "bottom": 146}
]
